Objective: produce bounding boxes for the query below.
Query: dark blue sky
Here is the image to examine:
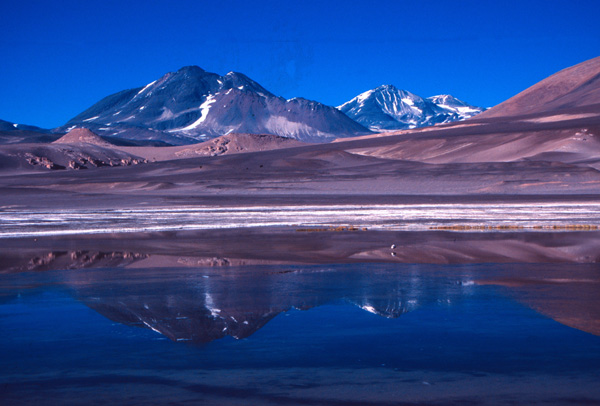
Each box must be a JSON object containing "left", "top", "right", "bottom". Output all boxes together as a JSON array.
[{"left": 1, "top": 0, "right": 599, "bottom": 128}]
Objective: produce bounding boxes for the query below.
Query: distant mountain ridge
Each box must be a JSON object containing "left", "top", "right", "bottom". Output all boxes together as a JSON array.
[
  {"left": 0, "top": 118, "right": 49, "bottom": 133},
  {"left": 60, "top": 66, "right": 372, "bottom": 144},
  {"left": 0, "top": 118, "right": 58, "bottom": 144},
  {"left": 338, "top": 85, "right": 485, "bottom": 131},
  {"left": 5, "top": 68, "right": 487, "bottom": 145}
]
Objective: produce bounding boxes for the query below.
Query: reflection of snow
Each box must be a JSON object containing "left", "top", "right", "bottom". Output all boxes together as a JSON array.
[
  {"left": 204, "top": 292, "right": 221, "bottom": 318},
  {"left": 141, "top": 320, "right": 162, "bottom": 335},
  {"left": 361, "top": 305, "right": 377, "bottom": 314}
]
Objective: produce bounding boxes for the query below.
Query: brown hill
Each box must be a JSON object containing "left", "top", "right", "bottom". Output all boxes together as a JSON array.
[
  {"left": 478, "top": 56, "right": 600, "bottom": 118},
  {"left": 53, "top": 127, "right": 114, "bottom": 147},
  {"left": 0, "top": 142, "right": 147, "bottom": 172},
  {"left": 173, "top": 132, "right": 307, "bottom": 158},
  {"left": 117, "top": 132, "right": 307, "bottom": 162},
  {"left": 344, "top": 121, "right": 600, "bottom": 168},
  {"left": 0, "top": 127, "right": 146, "bottom": 172}
]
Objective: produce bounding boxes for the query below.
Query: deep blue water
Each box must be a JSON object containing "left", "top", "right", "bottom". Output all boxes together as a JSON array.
[{"left": 1, "top": 263, "right": 600, "bottom": 405}]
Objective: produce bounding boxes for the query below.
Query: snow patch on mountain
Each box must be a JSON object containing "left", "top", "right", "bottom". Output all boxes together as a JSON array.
[
  {"left": 134, "top": 80, "right": 157, "bottom": 99},
  {"left": 175, "top": 95, "right": 216, "bottom": 131}
]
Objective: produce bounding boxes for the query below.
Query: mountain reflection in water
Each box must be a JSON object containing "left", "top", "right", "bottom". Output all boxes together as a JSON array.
[
  {"left": 1, "top": 229, "right": 600, "bottom": 342},
  {"left": 67, "top": 265, "right": 474, "bottom": 343},
  {"left": 2, "top": 258, "right": 598, "bottom": 343}
]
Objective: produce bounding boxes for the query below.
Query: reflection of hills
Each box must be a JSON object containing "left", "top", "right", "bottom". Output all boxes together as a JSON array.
[
  {"left": 66, "top": 262, "right": 600, "bottom": 342},
  {"left": 3, "top": 230, "right": 600, "bottom": 340},
  {"left": 65, "top": 265, "right": 471, "bottom": 343},
  {"left": 477, "top": 264, "right": 600, "bottom": 336},
  {"left": 3, "top": 228, "right": 600, "bottom": 275},
  {"left": 1, "top": 250, "right": 147, "bottom": 273}
]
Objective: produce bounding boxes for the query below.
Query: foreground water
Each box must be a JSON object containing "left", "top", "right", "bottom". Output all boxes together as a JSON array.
[{"left": 1, "top": 257, "right": 600, "bottom": 405}]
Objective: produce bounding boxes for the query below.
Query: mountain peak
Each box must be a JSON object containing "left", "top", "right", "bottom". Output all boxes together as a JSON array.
[
  {"left": 339, "top": 86, "right": 485, "bottom": 131},
  {"left": 223, "top": 71, "right": 255, "bottom": 83},
  {"left": 175, "top": 65, "right": 206, "bottom": 75},
  {"left": 219, "top": 71, "right": 273, "bottom": 96},
  {"left": 378, "top": 85, "right": 419, "bottom": 99},
  {"left": 427, "top": 94, "right": 467, "bottom": 105},
  {"left": 152, "top": 65, "right": 215, "bottom": 87},
  {"left": 343, "top": 85, "right": 420, "bottom": 108},
  {"left": 375, "top": 84, "right": 401, "bottom": 92},
  {"left": 376, "top": 84, "right": 396, "bottom": 89}
]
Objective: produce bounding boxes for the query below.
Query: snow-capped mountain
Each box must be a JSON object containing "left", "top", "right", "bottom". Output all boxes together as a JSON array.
[
  {"left": 60, "top": 66, "right": 371, "bottom": 144},
  {"left": 427, "top": 94, "right": 486, "bottom": 120},
  {"left": 338, "top": 85, "right": 485, "bottom": 131}
]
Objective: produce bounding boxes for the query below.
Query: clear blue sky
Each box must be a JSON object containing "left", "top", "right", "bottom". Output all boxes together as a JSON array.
[{"left": 1, "top": 0, "right": 599, "bottom": 128}]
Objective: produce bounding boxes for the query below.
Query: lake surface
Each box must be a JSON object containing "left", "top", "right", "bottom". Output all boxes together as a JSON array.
[{"left": 1, "top": 255, "right": 600, "bottom": 405}]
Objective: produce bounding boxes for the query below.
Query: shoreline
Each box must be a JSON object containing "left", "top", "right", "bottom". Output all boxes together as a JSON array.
[
  {"left": 3, "top": 189, "right": 600, "bottom": 210},
  {"left": 2, "top": 227, "right": 599, "bottom": 273},
  {"left": 1, "top": 200, "right": 600, "bottom": 238}
]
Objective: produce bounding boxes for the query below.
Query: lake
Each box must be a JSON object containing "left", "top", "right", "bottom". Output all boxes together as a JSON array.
[{"left": 1, "top": 234, "right": 600, "bottom": 405}]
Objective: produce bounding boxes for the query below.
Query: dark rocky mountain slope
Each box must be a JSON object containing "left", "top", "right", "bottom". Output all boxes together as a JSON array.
[{"left": 60, "top": 66, "right": 372, "bottom": 144}]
